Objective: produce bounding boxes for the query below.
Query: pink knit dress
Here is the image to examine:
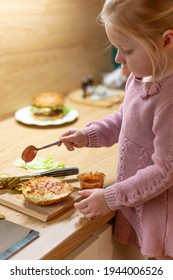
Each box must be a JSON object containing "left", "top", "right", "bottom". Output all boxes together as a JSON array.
[{"left": 83, "top": 73, "right": 173, "bottom": 257}]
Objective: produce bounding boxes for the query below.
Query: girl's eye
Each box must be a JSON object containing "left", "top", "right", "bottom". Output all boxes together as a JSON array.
[{"left": 122, "top": 49, "right": 133, "bottom": 55}]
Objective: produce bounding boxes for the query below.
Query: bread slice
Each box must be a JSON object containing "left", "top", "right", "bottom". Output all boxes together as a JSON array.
[{"left": 22, "top": 176, "right": 73, "bottom": 206}]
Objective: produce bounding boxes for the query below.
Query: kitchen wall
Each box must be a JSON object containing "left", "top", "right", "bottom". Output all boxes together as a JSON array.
[{"left": 0, "top": 0, "right": 113, "bottom": 120}]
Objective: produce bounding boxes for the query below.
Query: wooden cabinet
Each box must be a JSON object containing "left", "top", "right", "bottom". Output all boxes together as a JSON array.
[
  {"left": 65, "top": 223, "right": 114, "bottom": 260},
  {"left": 65, "top": 222, "right": 146, "bottom": 260}
]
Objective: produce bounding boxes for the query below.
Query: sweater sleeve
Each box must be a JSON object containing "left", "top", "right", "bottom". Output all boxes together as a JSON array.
[
  {"left": 83, "top": 104, "right": 123, "bottom": 147},
  {"left": 105, "top": 100, "right": 173, "bottom": 210}
]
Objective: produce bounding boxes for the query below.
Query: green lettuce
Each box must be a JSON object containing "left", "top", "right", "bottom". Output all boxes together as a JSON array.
[{"left": 14, "top": 154, "right": 65, "bottom": 173}]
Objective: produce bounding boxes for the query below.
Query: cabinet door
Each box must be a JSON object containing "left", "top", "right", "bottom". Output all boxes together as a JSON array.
[
  {"left": 65, "top": 235, "right": 99, "bottom": 260},
  {"left": 65, "top": 223, "right": 113, "bottom": 260}
]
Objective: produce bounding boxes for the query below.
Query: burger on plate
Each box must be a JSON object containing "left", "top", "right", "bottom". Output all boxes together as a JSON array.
[{"left": 30, "top": 92, "right": 68, "bottom": 120}]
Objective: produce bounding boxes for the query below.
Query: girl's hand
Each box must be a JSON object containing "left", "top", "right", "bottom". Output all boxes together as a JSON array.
[
  {"left": 74, "top": 188, "right": 112, "bottom": 219},
  {"left": 59, "top": 128, "right": 89, "bottom": 151}
]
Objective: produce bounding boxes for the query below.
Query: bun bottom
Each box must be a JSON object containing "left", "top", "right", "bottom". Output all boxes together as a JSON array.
[
  {"left": 22, "top": 177, "right": 73, "bottom": 206},
  {"left": 24, "top": 193, "right": 69, "bottom": 206}
]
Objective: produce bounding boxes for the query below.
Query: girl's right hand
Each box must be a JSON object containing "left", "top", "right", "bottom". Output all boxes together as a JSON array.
[{"left": 59, "top": 128, "right": 89, "bottom": 151}]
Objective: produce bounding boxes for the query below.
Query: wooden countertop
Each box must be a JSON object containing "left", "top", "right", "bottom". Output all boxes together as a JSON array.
[{"left": 0, "top": 96, "right": 121, "bottom": 259}]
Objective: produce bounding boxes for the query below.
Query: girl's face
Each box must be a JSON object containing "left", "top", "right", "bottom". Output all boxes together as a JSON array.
[{"left": 105, "top": 24, "right": 153, "bottom": 78}]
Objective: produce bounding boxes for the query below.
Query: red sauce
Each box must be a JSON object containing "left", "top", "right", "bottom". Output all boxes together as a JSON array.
[
  {"left": 83, "top": 178, "right": 99, "bottom": 183},
  {"left": 21, "top": 145, "right": 37, "bottom": 163},
  {"left": 78, "top": 172, "right": 105, "bottom": 189}
]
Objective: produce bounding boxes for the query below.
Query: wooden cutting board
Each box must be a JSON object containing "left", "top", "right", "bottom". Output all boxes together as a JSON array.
[
  {"left": 0, "top": 188, "right": 81, "bottom": 222},
  {"left": 67, "top": 88, "right": 124, "bottom": 108}
]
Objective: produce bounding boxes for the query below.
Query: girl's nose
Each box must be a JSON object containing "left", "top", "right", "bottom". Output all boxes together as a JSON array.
[{"left": 115, "top": 50, "right": 124, "bottom": 65}]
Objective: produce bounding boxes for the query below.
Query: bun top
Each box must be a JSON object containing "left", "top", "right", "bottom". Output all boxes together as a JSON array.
[{"left": 32, "top": 92, "right": 64, "bottom": 108}]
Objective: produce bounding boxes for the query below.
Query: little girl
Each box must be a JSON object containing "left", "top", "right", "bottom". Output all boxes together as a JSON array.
[{"left": 60, "top": 0, "right": 173, "bottom": 259}]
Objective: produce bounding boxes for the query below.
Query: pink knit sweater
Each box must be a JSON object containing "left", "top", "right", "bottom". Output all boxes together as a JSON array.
[{"left": 83, "top": 73, "right": 173, "bottom": 257}]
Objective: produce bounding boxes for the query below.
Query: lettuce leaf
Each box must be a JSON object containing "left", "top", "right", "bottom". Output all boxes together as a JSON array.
[
  {"left": 13, "top": 154, "right": 65, "bottom": 173},
  {"left": 30, "top": 105, "right": 72, "bottom": 116}
]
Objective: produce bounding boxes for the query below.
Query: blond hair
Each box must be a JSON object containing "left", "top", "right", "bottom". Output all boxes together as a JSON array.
[{"left": 99, "top": 0, "right": 173, "bottom": 80}]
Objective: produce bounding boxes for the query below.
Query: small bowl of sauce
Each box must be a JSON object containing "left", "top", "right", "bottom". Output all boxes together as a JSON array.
[{"left": 78, "top": 171, "right": 106, "bottom": 189}]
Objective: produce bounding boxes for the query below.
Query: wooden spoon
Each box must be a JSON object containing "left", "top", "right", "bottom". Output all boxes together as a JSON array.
[{"left": 21, "top": 140, "right": 62, "bottom": 163}]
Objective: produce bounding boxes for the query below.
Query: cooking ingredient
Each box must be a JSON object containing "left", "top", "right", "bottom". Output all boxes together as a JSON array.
[
  {"left": 0, "top": 174, "right": 9, "bottom": 188},
  {"left": 0, "top": 176, "right": 22, "bottom": 191},
  {"left": 22, "top": 145, "right": 37, "bottom": 163},
  {"left": 14, "top": 154, "right": 65, "bottom": 173},
  {"left": 78, "top": 171, "right": 105, "bottom": 189},
  {"left": 22, "top": 176, "right": 73, "bottom": 206},
  {"left": 21, "top": 140, "right": 62, "bottom": 163}
]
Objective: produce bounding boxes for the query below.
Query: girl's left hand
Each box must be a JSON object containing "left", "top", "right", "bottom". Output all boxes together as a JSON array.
[{"left": 74, "top": 188, "right": 112, "bottom": 219}]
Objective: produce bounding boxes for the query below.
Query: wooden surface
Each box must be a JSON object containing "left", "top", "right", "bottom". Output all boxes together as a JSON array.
[
  {"left": 0, "top": 98, "right": 120, "bottom": 259},
  {"left": 0, "top": 0, "right": 112, "bottom": 120},
  {"left": 0, "top": 189, "right": 81, "bottom": 222},
  {"left": 68, "top": 88, "right": 124, "bottom": 108}
]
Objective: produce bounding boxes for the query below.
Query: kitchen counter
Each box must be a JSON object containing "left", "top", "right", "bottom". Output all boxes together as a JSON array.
[{"left": 0, "top": 96, "right": 121, "bottom": 260}]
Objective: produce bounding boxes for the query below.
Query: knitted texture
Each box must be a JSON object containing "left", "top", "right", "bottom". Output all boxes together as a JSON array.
[{"left": 83, "top": 73, "right": 173, "bottom": 257}]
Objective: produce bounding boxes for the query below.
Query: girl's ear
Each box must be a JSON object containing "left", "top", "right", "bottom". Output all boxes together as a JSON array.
[{"left": 162, "top": 30, "right": 173, "bottom": 50}]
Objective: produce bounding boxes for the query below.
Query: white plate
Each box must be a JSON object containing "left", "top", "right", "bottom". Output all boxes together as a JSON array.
[{"left": 14, "top": 105, "right": 79, "bottom": 126}]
